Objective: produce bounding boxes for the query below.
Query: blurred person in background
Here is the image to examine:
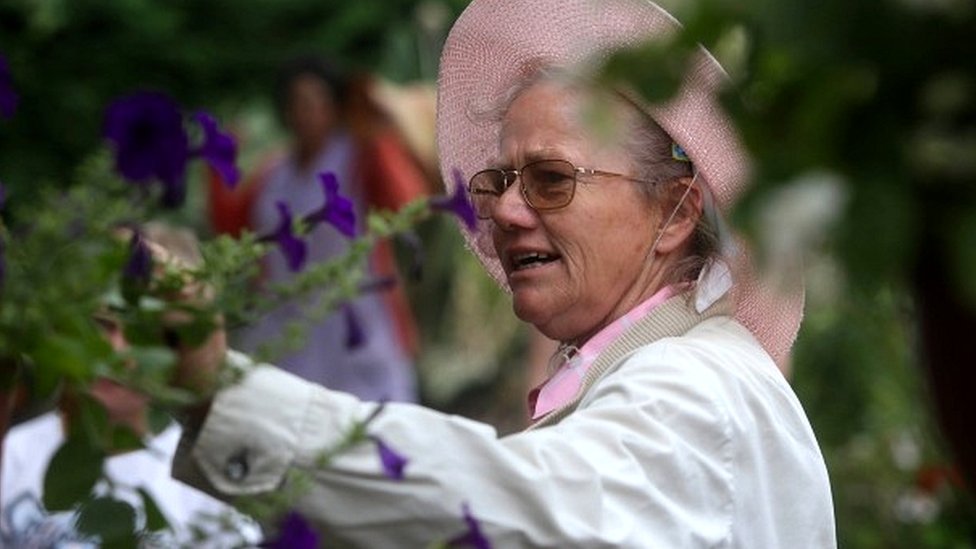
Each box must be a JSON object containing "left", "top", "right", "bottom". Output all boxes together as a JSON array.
[{"left": 208, "top": 55, "right": 430, "bottom": 402}]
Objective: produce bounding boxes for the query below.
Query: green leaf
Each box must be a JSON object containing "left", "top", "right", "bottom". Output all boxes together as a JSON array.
[
  {"left": 367, "top": 212, "right": 392, "bottom": 234},
  {"left": 121, "top": 274, "right": 150, "bottom": 306},
  {"left": 102, "top": 535, "right": 141, "bottom": 549},
  {"left": 73, "top": 393, "right": 111, "bottom": 448},
  {"left": 126, "top": 346, "right": 177, "bottom": 378},
  {"left": 136, "top": 382, "right": 198, "bottom": 408},
  {"left": 75, "top": 496, "right": 137, "bottom": 543},
  {"left": 600, "top": 39, "right": 692, "bottom": 103},
  {"left": 31, "top": 334, "right": 97, "bottom": 383},
  {"left": 110, "top": 425, "right": 145, "bottom": 453},
  {"left": 147, "top": 404, "right": 173, "bottom": 434},
  {"left": 170, "top": 309, "right": 217, "bottom": 348},
  {"left": 42, "top": 437, "right": 105, "bottom": 511},
  {"left": 137, "top": 487, "right": 171, "bottom": 532}
]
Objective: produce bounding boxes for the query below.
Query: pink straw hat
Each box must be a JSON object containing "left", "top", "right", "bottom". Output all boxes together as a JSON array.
[{"left": 436, "top": 0, "right": 803, "bottom": 366}]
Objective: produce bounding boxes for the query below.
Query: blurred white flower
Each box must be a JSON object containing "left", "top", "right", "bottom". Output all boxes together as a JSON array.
[
  {"left": 890, "top": 431, "right": 922, "bottom": 471},
  {"left": 894, "top": 490, "right": 940, "bottom": 524},
  {"left": 757, "top": 171, "right": 848, "bottom": 294},
  {"left": 759, "top": 171, "right": 847, "bottom": 259}
]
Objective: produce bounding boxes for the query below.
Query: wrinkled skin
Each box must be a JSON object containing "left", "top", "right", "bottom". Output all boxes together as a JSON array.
[{"left": 489, "top": 81, "right": 700, "bottom": 345}]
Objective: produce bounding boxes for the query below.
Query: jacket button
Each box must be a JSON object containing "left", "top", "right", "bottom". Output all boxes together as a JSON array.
[{"left": 224, "top": 450, "right": 249, "bottom": 481}]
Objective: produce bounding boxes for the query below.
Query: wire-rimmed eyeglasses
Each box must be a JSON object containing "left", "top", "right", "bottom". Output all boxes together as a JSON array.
[{"left": 467, "top": 159, "right": 650, "bottom": 219}]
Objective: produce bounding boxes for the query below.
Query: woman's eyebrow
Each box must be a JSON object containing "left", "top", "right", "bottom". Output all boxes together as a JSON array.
[
  {"left": 524, "top": 149, "right": 563, "bottom": 163},
  {"left": 488, "top": 148, "right": 566, "bottom": 169}
]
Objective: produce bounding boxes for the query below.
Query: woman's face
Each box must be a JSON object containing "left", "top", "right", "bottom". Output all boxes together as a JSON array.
[
  {"left": 286, "top": 74, "right": 337, "bottom": 147},
  {"left": 491, "top": 81, "right": 663, "bottom": 342}
]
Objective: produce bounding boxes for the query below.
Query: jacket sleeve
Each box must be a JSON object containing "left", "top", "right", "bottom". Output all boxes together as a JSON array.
[{"left": 175, "top": 328, "right": 829, "bottom": 549}]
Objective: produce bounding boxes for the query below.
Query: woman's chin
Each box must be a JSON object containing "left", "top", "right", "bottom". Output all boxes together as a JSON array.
[
  {"left": 512, "top": 299, "right": 566, "bottom": 340},
  {"left": 512, "top": 296, "right": 547, "bottom": 328}
]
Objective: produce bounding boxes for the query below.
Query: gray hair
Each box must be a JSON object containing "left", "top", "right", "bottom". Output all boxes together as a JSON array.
[{"left": 617, "top": 94, "right": 720, "bottom": 284}]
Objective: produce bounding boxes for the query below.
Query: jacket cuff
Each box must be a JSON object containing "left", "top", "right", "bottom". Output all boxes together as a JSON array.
[{"left": 174, "top": 354, "right": 317, "bottom": 496}]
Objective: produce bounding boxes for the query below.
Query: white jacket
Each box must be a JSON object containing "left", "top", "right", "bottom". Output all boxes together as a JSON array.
[{"left": 175, "top": 298, "right": 836, "bottom": 548}]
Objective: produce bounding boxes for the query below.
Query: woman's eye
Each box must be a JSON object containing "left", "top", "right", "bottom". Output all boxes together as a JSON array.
[{"left": 533, "top": 169, "right": 573, "bottom": 185}]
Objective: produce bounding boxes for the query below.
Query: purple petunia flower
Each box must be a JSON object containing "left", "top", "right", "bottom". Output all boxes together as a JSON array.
[
  {"left": 304, "top": 172, "right": 357, "bottom": 238},
  {"left": 123, "top": 230, "right": 153, "bottom": 286},
  {"left": 104, "top": 92, "right": 189, "bottom": 196},
  {"left": 446, "top": 503, "right": 492, "bottom": 549},
  {"left": 259, "top": 202, "right": 307, "bottom": 272},
  {"left": 368, "top": 435, "right": 408, "bottom": 480},
  {"left": 343, "top": 303, "right": 366, "bottom": 349},
  {"left": 0, "top": 54, "right": 17, "bottom": 119},
  {"left": 0, "top": 180, "right": 6, "bottom": 209},
  {"left": 265, "top": 511, "right": 318, "bottom": 549},
  {"left": 430, "top": 168, "right": 477, "bottom": 232},
  {"left": 192, "top": 111, "right": 240, "bottom": 189}
]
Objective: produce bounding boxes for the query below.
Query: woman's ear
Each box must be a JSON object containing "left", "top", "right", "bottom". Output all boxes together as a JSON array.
[{"left": 653, "top": 176, "right": 703, "bottom": 254}]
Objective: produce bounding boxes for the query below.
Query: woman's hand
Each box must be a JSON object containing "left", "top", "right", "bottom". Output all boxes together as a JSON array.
[
  {"left": 167, "top": 314, "right": 226, "bottom": 399},
  {"left": 131, "top": 228, "right": 228, "bottom": 421}
]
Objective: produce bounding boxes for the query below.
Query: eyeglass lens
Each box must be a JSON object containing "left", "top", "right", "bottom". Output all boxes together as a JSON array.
[{"left": 468, "top": 159, "right": 578, "bottom": 219}]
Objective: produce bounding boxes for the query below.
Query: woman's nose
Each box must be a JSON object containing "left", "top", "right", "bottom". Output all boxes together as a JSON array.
[{"left": 491, "top": 177, "right": 536, "bottom": 229}]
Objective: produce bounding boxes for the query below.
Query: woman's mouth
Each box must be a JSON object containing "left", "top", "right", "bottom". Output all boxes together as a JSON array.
[{"left": 511, "top": 251, "right": 559, "bottom": 271}]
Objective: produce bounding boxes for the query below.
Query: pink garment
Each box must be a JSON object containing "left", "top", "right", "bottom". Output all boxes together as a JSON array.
[{"left": 529, "top": 286, "right": 679, "bottom": 419}]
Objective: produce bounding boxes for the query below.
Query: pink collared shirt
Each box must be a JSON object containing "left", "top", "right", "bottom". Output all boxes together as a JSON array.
[{"left": 528, "top": 285, "right": 679, "bottom": 420}]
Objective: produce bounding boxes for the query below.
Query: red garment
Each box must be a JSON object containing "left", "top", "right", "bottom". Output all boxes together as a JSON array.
[{"left": 207, "top": 130, "right": 429, "bottom": 358}]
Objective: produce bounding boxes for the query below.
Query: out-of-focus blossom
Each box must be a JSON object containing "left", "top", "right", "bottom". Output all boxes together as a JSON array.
[
  {"left": 305, "top": 172, "right": 357, "bottom": 238},
  {"left": 123, "top": 230, "right": 153, "bottom": 288},
  {"left": 343, "top": 303, "right": 366, "bottom": 349},
  {"left": 104, "top": 92, "right": 189, "bottom": 191},
  {"left": 193, "top": 111, "right": 240, "bottom": 189},
  {"left": 894, "top": 490, "right": 940, "bottom": 525},
  {"left": 0, "top": 180, "right": 6, "bottom": 210},
  {"left": 259, "top": 202, "right": 307, "bottom": 272},
  {"left": 369, "top": 435, "right": 408, "bottom": 480},
  {"left": 430, "top": 168, "right": 477, "bottom": 231},
  {"left": 103, "top": 93, "right": 240, "bottom": 208},
  {"left": 447, "top": 503, "right": 491, "bottom": 549},
  {"left": 264, "top": 511, "right": 318, "bottom": 549},
  {"left": 757, "top": 171, "right": 848, "bottom": 290},
  {"left": 0, "top": 54, "right": 17, "bottom": 119}
]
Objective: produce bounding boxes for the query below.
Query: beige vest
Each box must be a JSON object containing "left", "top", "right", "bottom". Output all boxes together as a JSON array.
[{"left": 527, "top": 292, "right": 733, "bottom": 430}]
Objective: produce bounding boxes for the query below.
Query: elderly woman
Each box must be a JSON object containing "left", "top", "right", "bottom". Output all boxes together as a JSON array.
[{"left": 173, "top": 0, "right": 836, "bottom": 546}]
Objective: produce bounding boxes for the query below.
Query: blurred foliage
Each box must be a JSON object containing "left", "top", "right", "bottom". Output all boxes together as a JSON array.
[
  {"left": 793, "top": 288, "right": 975, "bottom": 546},
  {"left": 610, "top": 0, "right": 976, "bottom": 545},
  {"left": 0, "top": 0, "right": 466, "bottom": 209}
]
